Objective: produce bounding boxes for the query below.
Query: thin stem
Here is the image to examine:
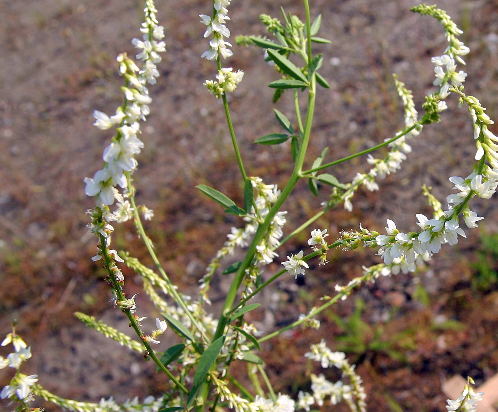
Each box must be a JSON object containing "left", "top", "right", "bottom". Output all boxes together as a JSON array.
[
  {"left": 294, "top": 89, "right": 304, "bottom": 134},
  {"left": 257, "top": 364, "right": 276, "bottom": 401},
  {"left": 302, "top": 124, "right": 417, "bottom": 175},
  {"left": 231, "top": 249, "right": 325, "bottom": 313},
  {"left": 228, "top": 373, "right": 255, "bottom": 401},
  {"left": 126, "top": 175, "right": 209, "bottom": 343},
  {"left": 222, "top": 92, "right": 247, "bottom": 180},
  {"left": 304, "top": 0, "right": 312, "bottom": 68},
  {"left": 99, "top": 232, "right": 188, "bottom": 394}
]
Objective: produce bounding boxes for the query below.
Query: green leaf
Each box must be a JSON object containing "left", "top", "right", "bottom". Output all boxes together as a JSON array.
[
  {"left": 222, "top": 261, "right": 242, "bottom": 275},
  {"left": 159, "top": 343, "right": 185, "bottom": 368},
  {"left": 308, "top": 54, "right": 323, "bottom": 80},
  {"left": 268, "top": 79, "right": 308, "bottom": 89},
  {"left": 291, "top": 136, "right": 300, "bottom": 162},
  {"left": 311, "top": 36, "right": 331, "bottom": 44},
  {"left": 162, "top": 313, "right": 195, "bottom": 342},
  {"left": 272, "top": 88, "right": 284, "bottom": 103},
  {"left": 310, "top": 14, "right": 322, "bottom": 36},
  {"left": 250, "top": 36, "right": 283, "bottom": 50},
  {"left": 187, "top": 336, "right": 225, "bottom": 408},
  {"left": 196, "top": 184, "right": 239, "bottom": 211},
  {"left": 229, "top": 303, "right": 261, "bottom": 323},
  {"left": 316, "top": 72, "right": 330, "bottom": 89},
  {"left": 224, "top": 205, "right": 247, "bottom": 216},
  {"left": 254, "top": 133, "right": 290, "bottom": 145},
  {"left": 244, "top": 179, "right": 254, "bottom": 213},
  {"left": 308, "top": 178, "right": 319, "bottom": 197},
  {"left": 266, "top": 49, "right": 308, "bottom": 83},
  {"left": 238, "top": 352, "right": 263, "bottom": 364},
  {"left": 274, "top": 109, "right": 294, "bottom": 134},
  {"left": 275, "top": 31, "right": 288, "bottom": 47},
  {"left": 159, "top": 408, "right": 183, "bottom": 412},
  {"left": 192, "top": 340, "right": 205, "bottom": 355},
  {"left": 317, "top": 173, "right": 348, "bottom": 189},
  {"left": 234, "top": 327, "right": 261, "bottom": 351}
]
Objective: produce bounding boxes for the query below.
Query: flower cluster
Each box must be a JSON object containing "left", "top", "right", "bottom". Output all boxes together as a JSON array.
[
  {"left": 84, "top": 0, "right": 165, "bottom": 207},
  {"left": 299, "top": 340, "right": 366, "bottom": 412},
  {"left": 1, "top": 331, "right": 37, "bottom": 403},
  {"left": 204, "top": 67, "right": 244, "bottom": 98},
  {"left": 200, "top": 0, "right": 233, "bottom": 60}
]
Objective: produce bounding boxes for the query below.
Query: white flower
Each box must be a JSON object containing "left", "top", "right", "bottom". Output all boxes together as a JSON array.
[
  {"left": 1, "top": 333, "right": 27, "bottom": 352},
  {"left": 464, "top": 210, "right": 484, "bottom": 228},
  {"left": 16, "top": 374, "right": 38, "bottom": 399},
  {"left": 282, "top": 251, "right": 308, "bottom": 278},
  {"left": 308, "top": 229, "right": 328, "bottom": 249},
  {"left": 7, "top": 347, "right": 32, "bottom": 369},
  {"left": 84, "top": 169, "right": 116, "bottom": 206},
  {"left": 93, "top": 110, "right": 114, "bottom": 130},
  {"left": 155, "top": 318, "right": 167, "bottom": 334}
]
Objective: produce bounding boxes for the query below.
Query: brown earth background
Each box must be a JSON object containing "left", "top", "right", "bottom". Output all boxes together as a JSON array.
[{"left": 1, "top": 0, "right": 498, "bottom": 411}]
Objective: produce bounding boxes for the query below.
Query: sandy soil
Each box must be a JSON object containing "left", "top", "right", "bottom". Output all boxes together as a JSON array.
[{"left": 1, "top": 0, "right": 498, "bottom": 410}]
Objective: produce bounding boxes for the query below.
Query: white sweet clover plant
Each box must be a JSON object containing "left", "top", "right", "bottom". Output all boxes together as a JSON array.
[{"left": 1, "top": 1, "right": 492, "bottom": 412}]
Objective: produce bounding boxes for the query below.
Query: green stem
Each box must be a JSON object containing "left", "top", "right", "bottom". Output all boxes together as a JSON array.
[
  {"left": 228, "top": 373, "right": 255, "bottom": 401},
  {"left": 197, "top": 8, "right": 318, "bottom": 409},
  {"left": 222, "top": 92, "right": 247, "bottom": 180},
  {"left": 126, "top": 175, "right": 209, "bottom": 343},
  {"left": 258, "top": 364, "right": 276, "bottom": 401},
  {"left": 302, "top": 124, "right": 417, "bottom": 175},
  {"left": 98, "top": 231, "right": 188, "bottom": 394},
  {"left": 230, "top": 248, "right": 326, "bottom": 313},
  {"left": 294, "top": 89, "right": 304, "bottom": 134}
]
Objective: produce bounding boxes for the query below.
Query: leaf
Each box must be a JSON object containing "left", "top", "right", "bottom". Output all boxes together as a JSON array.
[
  {"left": 310, "top": 14, "right": 322, "bottom": 36},
  {"left": 308, "top": 178, "right": 319, "bottom": 197},
  {"left": 224, "top": 205, "right": 247, "bottom": 216},
  {"left": 254, "top": 133, "right": 290, "bottom": 145},
  {"left": 222, "top": 261, "right": 242, "bottom": 275},
  {"left": 162, "top": 313, "right": 195, "bottom": 342},
  {"left": 159, "top": 408, "right": 183, "bottom": 412},
  {"left": 234, "top": 327, "right": 261, "bottom": 351},
  {"left": 311, "top": 36, "right": 331, "bottom": 44},
  {"left": 229, "top": 303, "right": 261, "bottom": 323},
  {"left": 196, "top": 184, "right": 239, "bottom": 211},
  {"left": 266, "top": 49, "right": 308, "bottom": 83},
  {"left": 159, "top": 343, "right": 185, "bottom": 368},
  {"left": 187, "top": 336, "right": 225, "bottom": 408},
  {"left": 308, "top": 54, "right": 323, "bottom": 80},
  {"left": 250, "top": 36, "right": 283, "bottom": 50},
  {"left": 316, "top": 72, "right": 331, "bottom": 89},
  {"left": 291, "top": 136, "right": 300, "bottom": 162},
  {"left": 238, "top": 352, "right": 263, "bottom": 364},
  {"left": 268, "top": 79, "right": 308, "bottom": 89},
  {"left": 192, "top": 340, "right": 205, "bottom": 355},
  {"left": 317, "top": 173, "right": 348, "bottom": 189},
  {"left": 272, "top": 88, "right": 284, "bottom": 103},
  {"left": 275, "top": 31, "right": 288, "bottom": 47},
  {"left": 244, "top": 179, "right": 254, "bottom": 213},
  {"left": 274, "top": 109, "right": 294, "bottom": 134},
  {"left": 308, "top": 147, "right": 329, "bottom": 196}
]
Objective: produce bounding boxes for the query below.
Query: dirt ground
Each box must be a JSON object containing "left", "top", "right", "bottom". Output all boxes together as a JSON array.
[{"left": 1, "top": 0, "right": 498, "bottom": 410}]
